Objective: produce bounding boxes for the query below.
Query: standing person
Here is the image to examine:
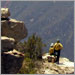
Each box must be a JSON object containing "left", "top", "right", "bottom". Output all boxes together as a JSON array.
[{"left": 54, "top": 39, "right": 63, "bottom": 64}]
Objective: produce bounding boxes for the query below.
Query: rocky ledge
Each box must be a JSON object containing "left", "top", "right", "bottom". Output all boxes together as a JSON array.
[{"left": 35, "top": 53, "right": 74, "bottom": 74}]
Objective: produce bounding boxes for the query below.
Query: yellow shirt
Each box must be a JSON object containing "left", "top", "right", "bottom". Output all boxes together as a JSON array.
[
  {"left": 49, "top": 47, "right": 54, "bottom": 55},
  {"left": 54, "top": 43, "right": 63, "bottom": 50}
]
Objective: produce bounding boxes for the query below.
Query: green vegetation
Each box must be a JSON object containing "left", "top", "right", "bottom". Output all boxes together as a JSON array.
[
  {"left": 16, "top": 34, "right": 46, "bottom": 74},
  {"left": 16, "top": 34, "right": 46, "bottom": 60},
  {"left": 18, "top": 57, "right": 36, "bottom": 74}
]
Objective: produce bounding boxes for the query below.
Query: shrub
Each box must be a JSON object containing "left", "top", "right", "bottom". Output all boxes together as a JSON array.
[
  {"left": 16, "top": 34, "right": 46, "bottom": 60},
  {"left": 18, "top": 57, "right": 36, "bottom": 74},
  {"left": 17, "top": 34, "right": 46, "bottom": 74}
]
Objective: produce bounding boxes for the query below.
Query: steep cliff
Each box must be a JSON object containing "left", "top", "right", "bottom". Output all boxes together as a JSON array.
[{"left": 1, "top": 8, "right": 28, "bottom": 74}]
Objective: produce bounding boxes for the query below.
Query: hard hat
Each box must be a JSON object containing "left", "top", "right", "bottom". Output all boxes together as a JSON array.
[
  {"left": 57, "top": 39, "right": 60, "bottom": 43},
  {"left": 50, "top": 43, "right": 54, "bottom": 47}
]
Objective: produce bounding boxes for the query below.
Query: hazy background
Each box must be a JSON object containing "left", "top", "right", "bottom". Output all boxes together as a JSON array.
[{"left": 1, "top": 1, "right": 74, "bottom": 61}]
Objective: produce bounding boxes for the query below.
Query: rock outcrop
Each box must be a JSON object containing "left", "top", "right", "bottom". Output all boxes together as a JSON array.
[
  {"left": 1, "top": 8, "right": 27, "bottom": 42},
  {"left": 36, "top": 53, "right": 74, "bottom": 74},
  {"left": 1, "top": 49, "right": 24, "bottom": 74},
  {"left": 1, "top": 36, "right": 16, "bottom": 52},
  {"left": 1, "top": 19, "right": 27, "bottom": 42},
  {"left": 1, "top": 8, "right": 10, "bottom": 18},
  {"left": 1, "top": 8, "right": 27, "bottom": 74}
]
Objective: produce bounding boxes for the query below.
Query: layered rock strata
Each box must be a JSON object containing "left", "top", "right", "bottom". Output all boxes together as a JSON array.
[{"left": 1, "top": 8, "right": 27, "bottom": 74}]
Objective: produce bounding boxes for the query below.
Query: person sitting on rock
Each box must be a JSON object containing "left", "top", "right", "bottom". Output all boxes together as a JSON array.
[
  {"left": 49, "top": 43, "right": 54, "bottom": 56},
  {"left": 54, "top": 39, "right": 63, "bottom": 64}
]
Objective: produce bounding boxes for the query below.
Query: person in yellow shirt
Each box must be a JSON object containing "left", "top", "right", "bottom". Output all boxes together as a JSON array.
[
  {"left": 54, "top": 39, "right": 63, "bottom": 64},
  {"left": 49, "top": 43, "right": 54, "bottom": 55}
]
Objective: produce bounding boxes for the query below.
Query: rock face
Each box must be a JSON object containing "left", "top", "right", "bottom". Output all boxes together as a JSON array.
[
  {"left": 1, "top": 8, "right": 27, "bottom": 74},
  {"left": 1, "top": 19, "right": 27, "bottom": 42},
  {"left": 37, "top": 53, "right": 74, "bottom": 74},
  {"left": 1, "top": 49, "right": 24, "bottom": 74},
  {"left": 1, "top": 36, "right": 16, "bottom": 52}
]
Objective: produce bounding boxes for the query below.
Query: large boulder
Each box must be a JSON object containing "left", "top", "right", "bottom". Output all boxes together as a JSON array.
[
  {"left": 1, "top": 19, "right": 27, "bottom": 41},
  {"left": 1, "top": 49, "right": 24, "bottom": 74},
  {"left": 1, "top": 36, "right": 16, "bottom": 52},
  {"left": 1, "top": 8, "right": 10, "bottom": 18}
]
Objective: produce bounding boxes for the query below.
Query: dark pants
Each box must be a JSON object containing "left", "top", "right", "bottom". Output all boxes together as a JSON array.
[
  {"left": 50, "top": 53, "right": 54, "bottom": 56},
  {"left": 54, "top": 50, "right": 61, "bottom": 63}
]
